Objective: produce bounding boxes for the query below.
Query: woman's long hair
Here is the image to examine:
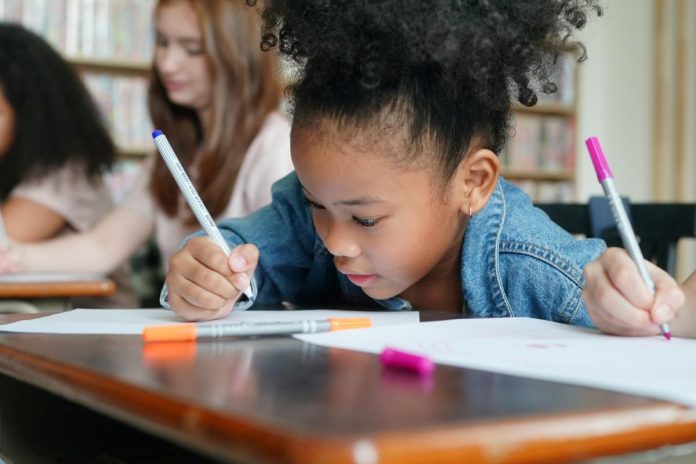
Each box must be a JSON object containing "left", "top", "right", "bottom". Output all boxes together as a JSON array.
[
  {"left": 149, "top": 0, "right": 283, "bottom": 221},
  {"left": 0, "top": 23, "right": 115, "bottom": 198}
]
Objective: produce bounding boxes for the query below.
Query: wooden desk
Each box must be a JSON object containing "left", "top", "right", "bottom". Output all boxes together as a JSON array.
[
  {"left": 0, "top": 277, "right": 115, "bottom": 313},
  {"left": 0, "top": 311, "right": 695, "bottom": 463},
  {"left": 0, "top": 278, "right": 115, "bottom": 299}
]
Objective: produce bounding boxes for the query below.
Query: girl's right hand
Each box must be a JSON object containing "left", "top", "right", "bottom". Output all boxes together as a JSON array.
[
  {"left": 166, "top": 237, "right": 259, "bottom": 321},
  {"left": 583, "top": 247, "right": 685, "bottom": 336}
]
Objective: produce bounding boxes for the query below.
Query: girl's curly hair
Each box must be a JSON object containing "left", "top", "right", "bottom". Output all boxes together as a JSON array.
[{"left": 250, "top": 0, "right": 602, "bottom": 179}]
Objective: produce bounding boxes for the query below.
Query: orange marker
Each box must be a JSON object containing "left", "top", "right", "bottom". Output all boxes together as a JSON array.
[{"left": 143, "top": 317, "right": 372, "bottom": 343}]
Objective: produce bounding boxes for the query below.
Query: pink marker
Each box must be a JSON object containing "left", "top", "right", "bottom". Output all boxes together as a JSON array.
[
  {"left": 585, "top": 137, "right": 671, "bottom": 340},
  {"left": 379, "top": 347, "right": 435, "bottom": 376}
]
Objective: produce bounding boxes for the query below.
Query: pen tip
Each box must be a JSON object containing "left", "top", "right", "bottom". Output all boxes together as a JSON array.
[
  {"left": 152, "top": 129, "right": 163, "bottom": 138},
  {"left": 664, "top": 331, "right": 672, "bottom": 341}
]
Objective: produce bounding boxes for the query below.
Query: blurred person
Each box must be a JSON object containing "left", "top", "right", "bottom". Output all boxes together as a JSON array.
[{"left": 0, "top": 0, "right": 292, "bottom": 308}]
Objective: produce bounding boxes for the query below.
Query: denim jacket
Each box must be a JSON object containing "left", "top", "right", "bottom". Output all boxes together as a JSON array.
[{"left": 162, "top": 172, "right": 606, "bottom": 327}]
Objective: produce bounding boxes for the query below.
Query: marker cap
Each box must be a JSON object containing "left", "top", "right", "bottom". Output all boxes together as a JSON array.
[
  {"left": 380, "top": 347, "right": 434, "bottom": 376},
  {"left": 585, "top": 136, "right": 613, "bottom": 182},
  {"left": 328, "top": 317, "right": 372, "bottom": 331},
  {"left": 143, "top": 324, "right": 197, "bottom": 342}
]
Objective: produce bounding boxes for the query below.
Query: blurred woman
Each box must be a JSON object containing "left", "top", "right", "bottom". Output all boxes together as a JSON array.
[{"left": 0, "top": 0, "right": 292, "bottom": 307}]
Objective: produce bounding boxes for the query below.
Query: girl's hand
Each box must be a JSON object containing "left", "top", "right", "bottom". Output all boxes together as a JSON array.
[
  {"left": 166, "top": 237, "right": 259, "bottom": 321},
  {"left": 583, "top": 247, "right": 685, "bottom": 336},
  {"left": 0, "top": 242, "right": 23, "bottom": 274}
]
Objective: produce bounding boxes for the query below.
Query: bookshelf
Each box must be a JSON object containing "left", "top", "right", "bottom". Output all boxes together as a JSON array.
[
  {"left": 502, "top": 51, "right": 579, "bottom": 202},
  {"left": 0, "top": 0, "right": 156, "bottom": 202}
]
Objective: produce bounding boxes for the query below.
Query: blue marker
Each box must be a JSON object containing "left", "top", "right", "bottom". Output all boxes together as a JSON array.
[{"left": 152, "top": 130, "right": 253, "bottom": 301}]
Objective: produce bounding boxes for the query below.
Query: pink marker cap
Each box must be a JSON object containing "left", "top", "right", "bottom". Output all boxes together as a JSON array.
[
  {"left": 585, "top": 136, "right": 614, "bottom": 182},
  {"left": 379, "top": 347, "right": 434, "bottom": 376}
]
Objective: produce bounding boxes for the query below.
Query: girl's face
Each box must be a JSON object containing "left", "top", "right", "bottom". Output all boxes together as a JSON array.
[
  {"left": 0, "top": 88, "right": 15, "bottom": 159},
  {"left": 292, "top": 125, "right": 468, "bottom": 308},
  {"left": 154, "top": 0, "right": 212, "bottom": 111}
]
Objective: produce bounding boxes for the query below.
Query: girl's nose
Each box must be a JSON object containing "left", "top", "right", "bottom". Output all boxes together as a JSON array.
[
  {"left": 157, "top": 47, "right": 182, "bottom": 74},
  {"left": 322, "top": 220, "right": 360, "bottom": 258}
]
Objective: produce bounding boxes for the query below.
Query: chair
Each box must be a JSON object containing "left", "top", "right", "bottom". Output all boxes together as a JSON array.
[{"left": 535, "top": 199, "right": 696, "bottom": 276}]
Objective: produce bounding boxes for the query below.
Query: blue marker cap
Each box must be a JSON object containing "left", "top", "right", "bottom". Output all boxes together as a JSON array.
[{"left": 152, "top": 129, "right": 163, "bottom": 138}]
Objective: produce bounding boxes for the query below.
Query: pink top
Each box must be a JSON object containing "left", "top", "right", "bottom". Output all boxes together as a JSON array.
[
  {"left": 124, "top": 112, "right": 293, "bottom": 266},
  {"left": 11, "top": 163, "right": 113, "bottom": 233}
]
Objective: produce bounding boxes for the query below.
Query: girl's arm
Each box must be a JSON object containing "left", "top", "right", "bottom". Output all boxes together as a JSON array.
[
  {"left": 1, "top": 197, "right": 66, "bottom": 241},
  {"left": 2, "top": 204, "right": 154, "bottom": 275}
]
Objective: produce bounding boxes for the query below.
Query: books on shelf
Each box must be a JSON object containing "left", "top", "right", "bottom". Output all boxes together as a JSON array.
[
  {"left": 0, "top": 0, "right": 155, "bottom": 62},
  {"left": 513, "top": 180, "right": 575, "bottom": 203},
  {"left": 501, "top": 114, "right": 575, "bottom": 173},
  {"left": 502, "top": 112, "right": 577, "bottom": 202},
  {"left": 0, "top": 0, "right": 155, "bottom": 160},
  {"left": 82, "top": 72, "right": 151, "bottom": 151}
]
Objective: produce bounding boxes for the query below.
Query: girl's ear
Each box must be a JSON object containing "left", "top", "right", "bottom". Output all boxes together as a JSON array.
[{"left": 451, "top": 148, "right": 500, "bottom": 215}]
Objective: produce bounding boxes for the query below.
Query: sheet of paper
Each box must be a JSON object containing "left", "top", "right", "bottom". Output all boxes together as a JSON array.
[
  {"left": 297, "top": 317, "right": 696, "bottom": 407},
  {"left": 0, "top": 308, "right": 419, "bottom": 334},
  {"left": 0, "top": 273, "right": 107, "bottom": 283}
]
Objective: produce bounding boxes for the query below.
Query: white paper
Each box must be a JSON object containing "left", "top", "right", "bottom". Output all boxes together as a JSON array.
[
  {"left": 297, "top": 317, "right": 696, "bottom": 407},
  {"left": 0, "top": 308, "right": 419, "bottom": 334},
  {"left": 0, "top": 273, "right": 107, "bottom": 283}
]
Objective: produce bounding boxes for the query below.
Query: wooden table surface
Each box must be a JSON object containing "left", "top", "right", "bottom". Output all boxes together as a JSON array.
[
  {"left": 0, "top": 278, "right": 115, "bottom": 298},
  {"left": 0, "top": 311, "right": 695, "bottom": 463}
]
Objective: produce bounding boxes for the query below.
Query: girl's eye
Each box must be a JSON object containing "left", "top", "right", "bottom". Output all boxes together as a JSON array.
[
  {"left": 353, "top": 217, "right": 379, "bottom": 228},
  {"left": 185, "top": 47, "right": 205, "bottom": 56},
  {"left": 303, "top": 197, "right": 325, "bottom": 210}
]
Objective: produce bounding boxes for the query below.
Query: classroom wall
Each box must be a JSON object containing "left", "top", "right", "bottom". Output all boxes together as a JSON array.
[
  {"left": 575, "top": 0, "right": 655, "bottom": 202},
  {"left": 575, "top": 0, "right": 696, "bottom": 280}
]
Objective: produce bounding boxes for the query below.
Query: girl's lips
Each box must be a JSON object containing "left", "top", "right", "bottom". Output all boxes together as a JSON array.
[
  {"left": 346, "top": 274, "right": 378, "bottom": 287},
  {"left": 164, "top": 80, "right": 187, "bottom": 91}
]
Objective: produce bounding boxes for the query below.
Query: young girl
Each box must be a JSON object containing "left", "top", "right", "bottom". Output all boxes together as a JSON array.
[
  {"left": 0, "top": 0, "right": 292, "bottom": 305},
  {"left": 0, "top": 24, "right": 115, "bottom": 243},
  {"left": 163, "top": 0, "right": 606, "bottom": 322},
  {"left": 584, "top": 248, "right": 696, "bottom": 337}
]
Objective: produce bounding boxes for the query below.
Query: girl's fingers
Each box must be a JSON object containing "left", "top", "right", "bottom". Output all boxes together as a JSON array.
[
  {"left": 186, "top": 237, "right": 234, "bottom": 276},
  {"left": 172, "top": 251, "right": 238, "bottom": 300},
  {"left": 585, "top": 287, "right": 658, "bottom": 336},
  {"left": 584, "top": 256, "right": 658, "bottom": 335},
  {"left": 169, "top": 291, "right": 231, "bottom": 322},
  {"left": 650, "top": 267, "right": 685, "bottom": 324},
  {"left": 166, "top": 271, "right": 230, "bottom": 312},
  {"left": 228, "top": 244, "right": 259, "bottom": 294},
  {"left": 170, "top": 236, "right": 241, "bottom": 300},
  {"left": 228, "top": 244, "right": 259, "bottom": 272},
  {"left": 167, "top": 238, "right": 257, "bottom": 320},
  {"left": 601, "top": 249, "right": 653, "bottom": 310}
]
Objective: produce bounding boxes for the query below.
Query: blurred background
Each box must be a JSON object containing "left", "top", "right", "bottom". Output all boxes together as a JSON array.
[{"left": 0, "top": 0, "right": 694, "bottom": 279}]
